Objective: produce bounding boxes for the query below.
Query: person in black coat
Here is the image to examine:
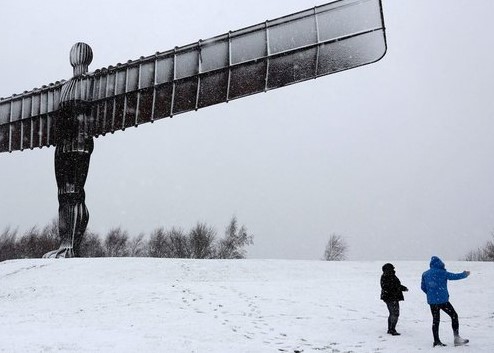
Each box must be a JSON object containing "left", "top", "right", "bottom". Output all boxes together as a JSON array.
[{"left": 380, "top": 263, "right": 408, "bottom": 335}]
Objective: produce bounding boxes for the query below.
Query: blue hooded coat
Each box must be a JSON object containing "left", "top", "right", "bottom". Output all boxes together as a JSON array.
[{"left": 421, "top": 256, "right": 468, "bottom": 305}]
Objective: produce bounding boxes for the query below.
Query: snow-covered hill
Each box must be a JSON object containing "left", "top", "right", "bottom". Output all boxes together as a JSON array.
[{"left": 0, "top": 258, "right": 492, "bottom": 352}]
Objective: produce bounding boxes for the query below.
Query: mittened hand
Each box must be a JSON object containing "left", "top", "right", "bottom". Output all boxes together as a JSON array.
[{"left": 464, "top": 270, "right": 470, "bottom": 276}]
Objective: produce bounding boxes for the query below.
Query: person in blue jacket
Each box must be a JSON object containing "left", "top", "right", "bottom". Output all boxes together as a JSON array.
[{"left": 421, "top": 256, "right": 470, "bottom": 347}]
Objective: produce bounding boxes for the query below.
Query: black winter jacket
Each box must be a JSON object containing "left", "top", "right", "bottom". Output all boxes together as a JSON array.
[{"left": 380, "top": 264, "right": 408, "bottom": 302}]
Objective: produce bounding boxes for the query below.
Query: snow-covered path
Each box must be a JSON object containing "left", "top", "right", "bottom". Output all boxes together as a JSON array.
[{"left": 0, "top": 259, "right": 492, "bottom": 352}]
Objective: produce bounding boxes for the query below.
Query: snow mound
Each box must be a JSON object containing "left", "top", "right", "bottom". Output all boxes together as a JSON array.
[{"left": 0, "top": 258, "right": 492, "bottom": 352}]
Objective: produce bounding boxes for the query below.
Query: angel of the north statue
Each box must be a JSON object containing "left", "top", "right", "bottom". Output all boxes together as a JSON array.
[{"left": 0, "top": 0, "right": 386, "bottom": 258}]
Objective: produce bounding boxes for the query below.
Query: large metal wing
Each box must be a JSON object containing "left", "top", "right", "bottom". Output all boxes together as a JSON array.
[
  {"left": 0, "top": 0, "right": 386, "bottom": 152},
  {"left": 0, "top": 82, "right": 65, "bottom": 152}
]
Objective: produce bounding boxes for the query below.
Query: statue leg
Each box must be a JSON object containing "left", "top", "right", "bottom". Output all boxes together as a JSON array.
[
  {"left": 44, "top": 142, "right": 92, "bottom": 258},
  {"left": 57, "top": 190, "right": 89, "bottom": 257}
]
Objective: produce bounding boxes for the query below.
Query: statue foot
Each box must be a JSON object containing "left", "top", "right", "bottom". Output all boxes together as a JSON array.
[{"left": 42, "top": 247, "right": 75, "bottom": 258}]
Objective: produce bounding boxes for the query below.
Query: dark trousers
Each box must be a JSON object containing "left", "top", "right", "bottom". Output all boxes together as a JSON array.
[
  {"left": 386, "top": 301, "right": 400, "bottom": 332},
  {"left": 430, "top": 302, "right": 459, "bottom": 342}
]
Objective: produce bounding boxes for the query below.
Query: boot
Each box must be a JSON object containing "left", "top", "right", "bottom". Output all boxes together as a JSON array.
[
  {"left": 387, "top": 316, "right": 400, "bottom": 335},
  {"left": 454, "top": 335, "right": 469, "bottom": 346},
  {"left": 433, "top": 341, "right": 447, "bottom": 347}
]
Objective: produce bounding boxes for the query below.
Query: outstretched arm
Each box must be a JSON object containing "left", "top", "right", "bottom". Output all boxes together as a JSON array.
[{"left": 447, "top": 270, "right": 470, "bottom": 281}]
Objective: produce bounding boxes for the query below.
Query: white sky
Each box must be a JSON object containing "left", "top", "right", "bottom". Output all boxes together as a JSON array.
[{"left": 1, "top": 0, "right": 494, "bottom": 261}]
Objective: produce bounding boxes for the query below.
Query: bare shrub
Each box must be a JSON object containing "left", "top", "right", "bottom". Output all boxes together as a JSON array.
[
  {"left": 147, "top": 228, "right": 168, "bottom": 258},
  {"left": 104, "top": 228, "right": 129, "bottom": 257},
  {"left": 1, "top": 215, "right": 254, "bottom": 260},
  {"left": 217, "top": 216, "right": 253, "bottom": 259},
  {"left": 79, "top": 231, "right": 105, "bottom": 257},
  {"left": 17, "top": 223, "right": 59, "bottom": 259},
  {"left": 464, "top": 233, "right": 494, "bottom": 261},
  {"left": 0, "top": 226, "right": 19, "bottom": 261},
  {"left": 323, "top": 234, "right": 348, "bottom": 261},
  {"left": 148, "top": 227, "right": 191, "bottom": 258},
  {"left": 167, "top": 228, "right": 192, "bottom": 258},
  {"left": 128, "top": 233, "right": 147, "bottom": 257},
  {"left": 189, "top": 223, "right": 217, "bottom": 259}
]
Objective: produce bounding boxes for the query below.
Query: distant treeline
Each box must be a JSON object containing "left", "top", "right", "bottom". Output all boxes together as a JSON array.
[
  {"left": 0, "top": 216, "right": 253, "bottom": 262},
  {"left": 464, "top": 232, "right": 494, "bottom": 261}
]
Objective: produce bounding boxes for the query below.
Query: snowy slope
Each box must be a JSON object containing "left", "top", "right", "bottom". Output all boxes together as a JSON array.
[{"left": 0, "top": 259, "right": 492, "bottom": 353}]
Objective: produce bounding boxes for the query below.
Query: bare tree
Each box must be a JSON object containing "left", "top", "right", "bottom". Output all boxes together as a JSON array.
[
  {"left": 217, "top": 216, "right": 254, "bottom": 259},
  {"left": 17, "top": 223, "right": 59, "bottom": 259},
  {"left": 39, "top": 219, "right": 61, "bottom": 255},
  {"left": 79, "top": 231, "right": 105, "bottom": 257},
  {"left": 167, "top": 228, "right": 192, "bottom": 258},
  {"left": 41, "top": 219, "right": 59, "bottom": 242},
  {"left": 323, "top": 234, "right": 348, "bottom": 261},
  {"left": 484, "top": 239, "right": 494, "bottom": 260},
  {"left": 1, "top": 216, "right": 255, "bottom": 260},
  {"left": 128, "top": 233, "right": 146, "bottom": 257},
  {"left": 464, "top": 232, "right": 494, "bottom": 261},
  {"left": 147, "top": 228, "right": 168, "bottom": 258},
  {"left": 104, "top": 227, "right": 129, "bottom": 257},
  {"left": 148, "top": 227, "right": 192, "bottom": 258},
  {"left": 464, "top": 249, "right": 484, "bottom": 261},
  {"left": 0, "top": 226, "right": 19, "bottom": 261},
  {"left": 189, "top": 222, "right": 217, "bottom": 259}
]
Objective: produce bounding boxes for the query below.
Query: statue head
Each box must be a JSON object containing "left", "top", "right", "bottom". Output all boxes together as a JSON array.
[{"left": 70, "top": 42, "right": 93, "bottom": 76}]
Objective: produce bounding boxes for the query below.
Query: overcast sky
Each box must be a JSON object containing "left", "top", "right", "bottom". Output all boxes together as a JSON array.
[{"left": 1, "top": 0, "right": 494, "bottom": 261}]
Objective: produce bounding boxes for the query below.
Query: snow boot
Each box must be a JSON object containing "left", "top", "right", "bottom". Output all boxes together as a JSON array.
[
  {"left": 454, "top": 335, "right": 469, "bottom": 346},
  {"left": 433, "top": 341, "right": 447, "bottom": 347},
  {"left": 387, "top": 317, "right": 400, "bottom": 335},
  {"left": 387, "top": 329, "right": 401, "bottom": 336}
]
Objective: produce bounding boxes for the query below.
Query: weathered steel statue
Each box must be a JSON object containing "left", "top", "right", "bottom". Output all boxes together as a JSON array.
[
  {"left": 0, "top": 0, "right": 387, "bottom": 257},
  {"left": 45, "top": 44, "right": 95, "bottom": 258}
]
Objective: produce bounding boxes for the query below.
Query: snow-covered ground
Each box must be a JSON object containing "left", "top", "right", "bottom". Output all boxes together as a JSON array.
[{"left": 0, "top": 258, "right": 492, "bottom": 352}]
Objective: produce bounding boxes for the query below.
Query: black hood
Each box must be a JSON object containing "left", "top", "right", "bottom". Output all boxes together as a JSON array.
[{"left": 382, "top": 263, "right": 395, "bottom": 274}]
